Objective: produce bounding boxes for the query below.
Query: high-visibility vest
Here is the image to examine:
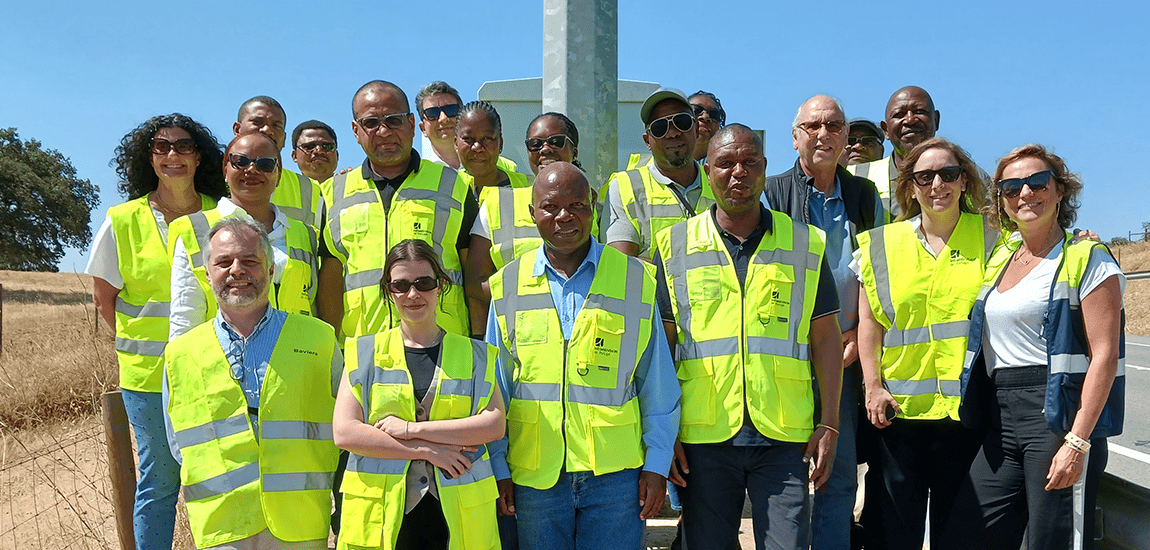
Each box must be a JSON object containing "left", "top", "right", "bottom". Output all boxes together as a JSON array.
[
  {"left": 961, "top": 234, "right": 1125, "bottom": 438},
  {"left": 167, "top": 207, "right": 317, "bottom": 320},
  {"left": 605, "top": 159, "right": 715, "bottom": 259},
  {"left": 271, "top": 169, "right": 323, "bottom": 228},
  {"left": 856, "top": 212, "right": 992, "bottom": 420},
  {"left": 462, "top": 166, "right": 531, "bottom": 201},
  {"left": 324, "top": 161, "right": 471, "bottom": 338},
  {"left": 107, "top": 194, "right": 217, "bottom": 392},
  {"left": 489, "top": 246, "right": 654, "bottom": 489},
  {"left": 847, "top": 156, "right": 897, "bottom": 217},
  {"left": 164, "top": 313, "right": 340, "bottom": 548},
  {"left": 339, "top": 330, "right": 500, "bottom": 550},
  {"left": 480, "top": 187, "right": 540, "bottom": 272},
  {"left": 654, "top": 210, "right": 825, "bottom": 443}
]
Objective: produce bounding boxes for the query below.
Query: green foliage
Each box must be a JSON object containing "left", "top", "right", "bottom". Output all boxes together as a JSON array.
[
  {"left": 0, "top": 128, "right": 99, "bottom": 272},
  {"left": 1109, "top": 236, "right": 1132, "bottom": 247}
]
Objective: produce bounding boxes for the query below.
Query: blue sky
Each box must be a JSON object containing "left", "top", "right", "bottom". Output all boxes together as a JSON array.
[{"left": 3, "top": 1, "right": 1147, "bottom": 272}]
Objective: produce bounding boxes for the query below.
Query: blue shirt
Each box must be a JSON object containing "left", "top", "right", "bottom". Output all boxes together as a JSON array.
[{"left": 486, "top": 238, "right": 681, "bottom": 480}]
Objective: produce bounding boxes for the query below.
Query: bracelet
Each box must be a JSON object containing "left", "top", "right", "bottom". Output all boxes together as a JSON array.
[
  {"left": 817, "top": 424, "right": 840, "bottom": 436},
  {"left": 1064, "top": 432, "right": 1091, "bottom": 454},
  {"left": 404, "top": 421, "right": 410, "bottom": 440}
]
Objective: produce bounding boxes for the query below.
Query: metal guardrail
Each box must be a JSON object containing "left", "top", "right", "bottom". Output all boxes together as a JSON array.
[
  {"left": 1097, "top": 472, "right": 1150, "bottom": 549},
  {"left": 1126, "top": 271, "right": 1150, "bottom": 281}
]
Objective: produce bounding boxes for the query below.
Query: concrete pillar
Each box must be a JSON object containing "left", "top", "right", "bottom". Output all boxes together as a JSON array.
[{"left": 543, "top": 0, "right": 618, "bottom": 189}]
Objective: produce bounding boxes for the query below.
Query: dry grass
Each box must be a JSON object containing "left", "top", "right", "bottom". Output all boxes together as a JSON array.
[{"left": 1109, "top": 243, "right": 1150, "bottom": 337}]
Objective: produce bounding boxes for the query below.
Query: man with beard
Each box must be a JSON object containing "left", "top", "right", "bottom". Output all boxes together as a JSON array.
[{"left": 291, "top": 120, "right": 340, "bottom": 184}]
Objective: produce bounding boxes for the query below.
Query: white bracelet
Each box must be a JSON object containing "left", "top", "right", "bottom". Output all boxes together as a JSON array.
[{"left": 1064, "top": 432, "right": 1090, "bottom": 454}]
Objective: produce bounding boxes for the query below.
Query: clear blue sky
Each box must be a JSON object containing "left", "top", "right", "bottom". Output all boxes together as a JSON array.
[{"left": 3, "top": 1, "right": 1147, "bottom": 272}]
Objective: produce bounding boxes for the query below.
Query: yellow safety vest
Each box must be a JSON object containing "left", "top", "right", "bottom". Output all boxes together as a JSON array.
[
  {"left": 339, "top": 330, "right": 499, "bottom": 550},
  {"left": 846, "top": 156, "right": 897, "bottom": 217},
  {"left": 271, "top": 169, "right": 323, "bottom": 228},
  {"left": 490, "top": 246, "right": 654, "bottom": 489},
  {"left": 164, "top": 313, "right": 340, "bottom": 548},
  {"left": 167, "top": 207, "right": 318, "bottom": 320},
  {"left": 324, "top": 161, "right": 471, "bottom": 338},
  {"left": 606, "top": 159, "right": 715, "bottom": 258},
  {"left": 462, "top": 166, "right": 531, "bottom": 201},
  {"left": 107, "top": 194, "right": 217, "bottom": 392},
  {"left": 856, "top": 212, "right": 992, "bottom": 420},
  {"left": 480, "top": 187, "right": 541, "bottom": 272},
  {"left": 654, "top": 210, "right": 825, "bottom": 443}
]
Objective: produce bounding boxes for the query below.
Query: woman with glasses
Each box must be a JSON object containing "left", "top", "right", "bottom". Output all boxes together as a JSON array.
[
  {"left": 85, "top": 113, "right": 226, "bottom": 550},
  {"left": 335, "top": 239, "right": 505, "bottom": 550},
  {"left": 853, "top": 137, "right": 999, "bottom": 550},
  {"left": 167, "top": 131, "right": 319, "bottom": 339},
  {"left": 950, "top": 145, "right": 1124, "bottom": 549}
]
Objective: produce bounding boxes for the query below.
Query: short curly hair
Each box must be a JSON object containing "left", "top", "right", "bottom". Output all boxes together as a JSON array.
[
  {"left": 893, "top": 137, "right": 986, "bottom": 221},
  {"left": 112, "top": 113, "right": 226, "bottom": 201},
  {"left": 991, "top": 144, "right": 1083, "bottom": 231}
]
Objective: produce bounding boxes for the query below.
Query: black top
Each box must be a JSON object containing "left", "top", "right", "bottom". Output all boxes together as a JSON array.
[{"left": 405, "top": 343, "right": 440, "bottom": 403}]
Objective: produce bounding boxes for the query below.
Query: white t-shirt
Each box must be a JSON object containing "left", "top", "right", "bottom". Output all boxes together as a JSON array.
[
  {"left": 983, "top": 245, "right": 1126, "bottom": 372},
  {"left": 84, "top": 200, "right": 170, "bottom": 289}
]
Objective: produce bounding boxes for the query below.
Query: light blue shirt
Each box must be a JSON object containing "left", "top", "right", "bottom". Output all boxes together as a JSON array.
[
  {"left": 807, "top": 176, "right": 885, "bottom": 331},
  {"left": 486, "top": 238, "right": 681, "bottom": 480}
]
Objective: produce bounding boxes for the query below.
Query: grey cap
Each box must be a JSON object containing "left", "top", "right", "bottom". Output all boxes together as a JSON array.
[
  {"left": 848, "top": 118, "right": 884, "bottom": 141},
  {"left": 641, "top": 87, "right": 690, "bottom": 125}
]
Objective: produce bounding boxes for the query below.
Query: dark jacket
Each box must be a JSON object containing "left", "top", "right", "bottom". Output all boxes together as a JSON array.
[{"left": 762, "top": 158, "right": 883, "bottom": 238}]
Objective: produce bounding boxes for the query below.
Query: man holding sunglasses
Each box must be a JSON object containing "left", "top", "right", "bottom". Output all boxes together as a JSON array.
[
  {"left": 601, "top": 88, "right": 716, "bottom": 260},
  {"left": 291, "top": 120, "right": 339, "bottom": 185},
  {"left": 839, "top": 119, "right": 885, "bottom": 167}
]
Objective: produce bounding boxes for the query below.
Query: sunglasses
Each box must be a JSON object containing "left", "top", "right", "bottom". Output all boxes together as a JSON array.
[
  {"left": 525, "top": 134, "right": 572, "bottom": 152},
  {"left": 387, "top": 276, "right": 440, "bottom": 294},
  {"left": 647, "top": 113, "right": 694, "bottom": 139},
  {"left": 691, "top": 104, "right": 724, "bottom": 124},
  {"left": 151, "top": 138, "right": 196, "bottom": 155},
  {"left": 228, "top": 154, "right": 279, "bottom": 174},
  {"left": 796, "top": 120, "right": 846, "bottom": 136},
  {"left": 997, "top": 170, "right": 1054, "bottom": 198},
  {"left": 912, "top": 165, "right": 963, "bottom": 187},
  {"left": 356, "top": 113, "right": 410, "bottom": 131},
  {"left": 296, "top": 141, "right": 335, "bottom": 153},
  {"left": 423, "top": 104, "right": 460, "bottom": 120},
  {"left": 848, "top": 136, "right": 881, "bottom": 147}
]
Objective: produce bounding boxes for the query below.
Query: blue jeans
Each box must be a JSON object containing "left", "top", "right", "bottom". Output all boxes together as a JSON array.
[
  {"left": 514, "top": 468, "right": 642, "bottom": 550},
  {"left": 121, "top": 389, "right": 181, "bottom": 550},
  {"left": 811, "top": 364, "right": 860, "bottom": 550}
]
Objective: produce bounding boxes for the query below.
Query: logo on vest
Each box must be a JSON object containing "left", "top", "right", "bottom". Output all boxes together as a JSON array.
[
  {"left": 949, "top": 249, "right": 974, "bottom": 264},
  {"left": 294, "top": 348, "right": 319, "bottom": 356},
  {"left": 413, "top": 221, "right": 423, "bottom": 231}
]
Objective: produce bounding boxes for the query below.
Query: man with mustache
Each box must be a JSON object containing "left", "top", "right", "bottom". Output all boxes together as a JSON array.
[
  {"left": 291, "top": 120, "right": 339, "bottom": 185},
  {"left": 847, "top": 86, "right": 940, "bottom": 217}
]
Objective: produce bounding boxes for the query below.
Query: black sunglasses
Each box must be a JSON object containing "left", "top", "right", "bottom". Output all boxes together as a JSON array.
[
  {"left": 152, "top": 138, "right": 196, "bottom": 155},
  {"left": 296, "top": 141, "right": 335, "bottom": 153},
  {"left": 997, "top": 170, "right": 1054, "bottom": 198},
  {"left": 387, "top": 276, "right": 440, "bottom": 294},
  {"left": 848, "top": 136, "right": 881, "bottom": 147},
  {"left": 228, "top": 154, "right": 278, "bottom": 174},
  {"left": 647, "top": 113, "right": 694, "bottom": 139},
  {"left": 691, "top": 104, "right": 724, "bottom": 124},
  {"left": 525, "top": 134, "right": 572, "bottom": 152},
  {"left": 423, "top": 104, "right": 460, "bottom": 120},
  {"left": 357, "top": 113, "right": 410, "bottom": 131},
  {"left": 912, "top": 165, "right": 962, "bottom": 187}
]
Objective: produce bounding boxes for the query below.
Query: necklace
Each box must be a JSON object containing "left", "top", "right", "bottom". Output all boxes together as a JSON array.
[
  {"left": 150, "top": 190, "right": 199, "bottom": 217},
  {"left": 1014, "top": 231, "right": 1062, "bottom": 266}
]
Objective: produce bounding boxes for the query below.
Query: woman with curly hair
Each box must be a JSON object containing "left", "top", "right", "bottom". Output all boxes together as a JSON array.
[{"left": 85, "top": 113, "right": 225, "bottom": 550}]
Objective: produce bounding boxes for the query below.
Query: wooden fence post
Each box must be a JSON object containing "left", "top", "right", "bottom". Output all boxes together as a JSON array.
[{"left": 101, "top": 391, "right": 136, "bottom": 550}]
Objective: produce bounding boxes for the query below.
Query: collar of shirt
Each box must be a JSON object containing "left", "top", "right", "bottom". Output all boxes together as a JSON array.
[
  {"left": 646, "top": 157, "right": 702, "bottom": 193},
  {"left": 216, "top": 197, "right": 289, "bottom": 231},
  {"left": 532, "top": 237, "right": 604, "bottom": 281},
  {"left": 361, "top": 149, "right": 422, "bottom": 188},
  {"left": 215, "top": 304, "right": 279, "bottom": 344},
  {"left": 709, "top": 203, "right": 773, "bottom": 242}
]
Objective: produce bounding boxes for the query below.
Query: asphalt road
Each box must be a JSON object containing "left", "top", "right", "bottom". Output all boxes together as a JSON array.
[{"left": 1105, "top": 333, "right": 1150, "bottom": 488}]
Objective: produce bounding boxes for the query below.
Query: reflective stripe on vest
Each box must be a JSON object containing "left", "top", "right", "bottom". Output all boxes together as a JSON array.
[
  {"left": 485, "top": 186, "right": 543, "bottom": 270},
  {"left": 271, "top": 170, "right": 319, "bottom": 227},
  {"left": 609, "top": 162, "right": 714, "bottom": 258}
]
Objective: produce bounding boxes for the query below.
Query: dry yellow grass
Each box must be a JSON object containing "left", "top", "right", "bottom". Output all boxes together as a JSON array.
[{"left": 1110, "top": 242, "right": 1150, "bottom": 337}]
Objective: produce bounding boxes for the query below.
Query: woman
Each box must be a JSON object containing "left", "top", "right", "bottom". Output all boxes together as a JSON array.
[
  {"left": 854, "top": 137, "right": 997, "bottom": 550},
  {"left": 334, "top": 240, "right": 505, "bottom": 550},
  {"left": 953, "top": 144, "right": 1124, "bottom": 549},
  {"left": 454, "top": 101, "right": 531, "bottom": 201},
  {"left": 85, "top": 113, "right": 225, "bottom": 550}
]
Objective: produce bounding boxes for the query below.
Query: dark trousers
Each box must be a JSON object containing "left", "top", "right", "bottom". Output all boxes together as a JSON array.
[
  {"left": 396, "top": 496, "right": 449, "bottom": 550},
  {"left": 860, "top": 417, "right": 981, "bottom": 550}
]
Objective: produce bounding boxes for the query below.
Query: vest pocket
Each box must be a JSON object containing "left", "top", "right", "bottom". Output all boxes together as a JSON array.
[
  {"left": 590, "top": 404, "right": 641, "bottom": 473},
  {"left": 773, "top": 358, "right": 814, "bottom": 430},
  {"left": 450, "top": 477, "right": 499, "bottom": 550},
  {"left": 506, "top": 400, "right": 540, "bottom": 470},
  {"left": 394, "top": 201, "right": 438, "bottom": 244},
  {"left": 677, "top": 358, "right": 717, "bottom": 426},
  {"left": 337, "top": 490, "right": 389, "bottom": 546},
  {"left": 515, "top": 310, "right": 550, "bottom": 345}
]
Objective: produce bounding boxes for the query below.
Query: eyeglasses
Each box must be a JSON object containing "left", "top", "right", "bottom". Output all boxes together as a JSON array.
[
  {"left": 151, "top": 138, "right": 196, "bottom": 155},
  {"left": 912, "top": 165, "right": 963, "bottom": 187},
  {"left": 796, "top": 120, "right": 846, "bottom": 136},
  {"left": 423, "top": 104, "right": 460, "bottom": 120},
  {"left": 691, "top": 104, "right": 724, "bottom": 124},
  {"left": 647, "top": 113, "right": 694, "bottom": 139},
  {"left": 228, "top": 154, "right": 279, "bottom": 174},
  {"left": 296, "top": 141, "right": 335, "bottom": 153},
  {"left": 997, "top": 170, "right": 1053, "bottom": 198},
  {"left": 848, "top": 136, "right": 881, "bottom": 147},
  {"left": 387, "top": 276, "right": 440, "bottom": 294},
  {"left": 356, "top": 113, "right": 410, "bottom": 131},
  {"left": 525, "top": 134, "right": 572, "bottom": 152}
]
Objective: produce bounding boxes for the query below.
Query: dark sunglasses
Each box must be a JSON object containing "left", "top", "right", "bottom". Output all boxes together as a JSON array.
[
  {"left": 387, "top": 276, "right": 440, "bottom": 294},
  {"left": 228, "top": 154, "right": 278, "bottom": 174},
  {"left": 296, "top": 141, "right": 335, "bottom": 153},
  {"left": 357, "top": 113, "right": 410, "bottom": 131},
  {"left": 847, "top": 136, "right": 881, "bottom": 147},
  {"left": 691, "top": 104, "right": 724, "bottom": 124},
  {"left": 423, "top": 104, "right": 460, "bottom": 120},
  {"left": 912, "top": 165, "right": 962, "bottom": 187},
  {"left": 997, "top": 170, "right": 1054, "bottom": 198},
  {"left": 647, "top": 113, "right": 694, "bottom": 139},
  {"left": 525, "top": 134, "right": 572, "bottom": 152},
  {"left": 151, "top": 138, "right": 196, "bottom": 155}
]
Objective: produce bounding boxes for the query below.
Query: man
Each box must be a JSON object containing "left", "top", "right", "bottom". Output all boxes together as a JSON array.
[
  {"left": 291, "top": 120, "right": 339, "bottom": 184},
  {"left": 763, "top": 96, "right": 884, "bottom": 550},
  {"left": 486, "top": 162, "right": 680, "bottom": 550},
  {"left": 317, "top": 80, "right": 477, "bottom": 340},
  {"left": 601, "top": 87, "right": 716, "bottom": 260},
  {"left": 839, "top": 118, "right": 884, "bottom": 167},
  {"left": 689, "top": 90, "right": 726, "bottom": 162},
  {"left": 655, "top": 124, "right": 844, "bottom": 550},
  {"left": 416, "top": 81, "right": 464, "bottom": 169},
  {"left": 163, "top": 217, "right": 340, "bottom": 549},
  {"left": 234, "top": 96, "right": 325, "bottom": 228}
]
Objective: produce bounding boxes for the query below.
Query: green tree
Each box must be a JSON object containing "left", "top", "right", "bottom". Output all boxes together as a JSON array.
[{"left": 0, "top": 128, "right": 99, "bottom": 272}]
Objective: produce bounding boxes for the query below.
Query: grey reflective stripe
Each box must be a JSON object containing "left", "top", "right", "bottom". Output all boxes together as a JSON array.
[
  {"left": 183, "top": 461, "right": 260, "bottom": 501},
  {"left": 115, "top": 296, "right": 169, "bottom": 318},
  {"left": 188, "top": 212, "right": 212, "bottom": 269},
  {"left": 648, "top": 204, "right": 686, "bottom": 218},
  {"left": 569, "top": 384, "right": 636, "bottom": 407},
  {"left": 345, "top": 268, "right": 384, "bottom": 291},
  {"left": 289, "top": 246, "right": 314, "bottom": 267},
  {"left": 174, "top": 414, "right": 249, "bottom": 449},
  {"left": 667, "top": 223, "right": 695, "bottom": 335},
  {"left": 439, "top": 379, "right": 474, "bottom": 397},
  {"left": 260, "top": 420, "right": 333, "bottom": 441},
  {"left": 626, "top": 171, "right": 650, "bottom": 235},
  {"left": 885, "top": 378, "right": 960, "bottom": 397},
  {"left": 1052, "top": 281, "right": 1079, "bottom": 306},
  {"left": 677, "top": 336, "right": 739, "bottom": 361},
  {"left": 1050, "top": 353, "right": 1090, "bottom": 375},
  {"left": 786, "top": 222, "right": 813, "bottom": 348},
  {"left": 579, "top": 257, "right": 647, "bottom": 406},
  {"left": 930, "top": 320, "right": 970, "bottom": 340},
  {"left": 116, "top": 337, "right": 166, "bottom": 357},
  {"left": 354, "top": 335, "right": 377, "bottom": 421},
  {"left": 347, "top": 453, "right": 407, "bottom": 475},
  {"left": 305, "top": 224, "right": 319, "bottom": 297},
  {"left": 328, "top": 173, "right": 349, "bottom": 258},
  {"left": 262, "top": 471, "right": 333, "bottom": 492},
  {"left": 867, "top": 228, "right": 898, "bottom": 326},
  {"left": 751, "top": 247, "right": 819, "bottom": 272},
  {"left": 939, "top": 380, "right": 961, "bottom": 397},
  {"left": 438, "top": 456, "right": 494, "bottom": 487},
  {"left": 682, "top": 248, "right": 730, "bottom": 271},
  {"left": 884, "top": 320, "right": 970, "bottom": 347},
  {"left": 515, "top": 382, "right": 562, "bottom": 402},
  {"left": 493, "top": 262, "right": 522, "bottom": 355},
  {"left": 444, "top": 268, "right": 463, "bottom": 286},
  {"left": 504, "top": 292, "right": 553, "bottom": 312},
  {"left": 468, "top": 338, "right": 493, "bottom": 415},
  {"left": 298, "top": 174, "right": 315, "bottom": 226},
  {"left": 393, "top": 189, "right": 462, "bottom": 212},
  {"left": 747, "top": 336, "right": 810, "bottom": 361},
  {"left": 278, "top": 205, "right": 312, "bottom": 227}
]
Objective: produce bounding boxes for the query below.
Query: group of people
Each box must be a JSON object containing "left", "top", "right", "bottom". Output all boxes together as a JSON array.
[{"left": 84, "top": 79, "right": 1125, "bottom": 550}]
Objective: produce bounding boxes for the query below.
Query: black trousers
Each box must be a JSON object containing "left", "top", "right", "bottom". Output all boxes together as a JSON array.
[{"left": 396, "top": 496, "right": 449, "bottom": 550}]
